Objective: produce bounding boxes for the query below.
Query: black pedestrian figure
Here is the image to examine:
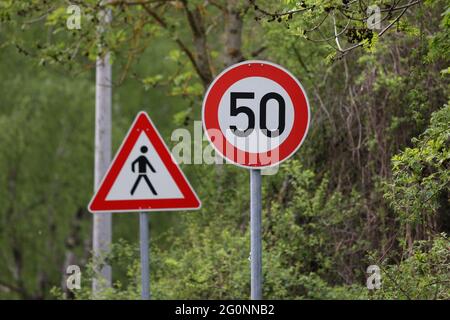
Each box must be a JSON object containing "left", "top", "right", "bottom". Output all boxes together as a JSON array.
[{"left": 130, "top": 146, "right": 157, "bottom": 196}]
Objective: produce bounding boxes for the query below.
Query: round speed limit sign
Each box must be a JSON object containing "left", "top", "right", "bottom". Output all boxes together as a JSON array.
[{"left": 202, "top": 60, "right": 310, "bottom": 168}]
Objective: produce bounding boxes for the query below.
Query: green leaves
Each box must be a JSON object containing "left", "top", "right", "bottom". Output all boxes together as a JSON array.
[
  {"left": 384, "top": 104, "right": 450, "bottom": 229},
  {"left": 0, "top": 45, "right": 95, "bottom": 298},
  {"left": 370, "top": 234, "right": 450, "bottom": 300},
  {"left": 45, "top": 7, "right": 67, "bottom": 27},
  {"left": 142, "top": 74, "right": 164, "bottom": 90}
]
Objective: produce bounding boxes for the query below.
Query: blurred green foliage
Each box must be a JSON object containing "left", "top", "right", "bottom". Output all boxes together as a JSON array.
[{"left": 0, "top": 0, "right": 448, "bottom": 299}]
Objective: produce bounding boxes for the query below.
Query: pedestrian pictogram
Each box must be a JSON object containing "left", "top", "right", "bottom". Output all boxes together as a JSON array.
[
  {"left": 88, "top": 111, "right": 201, "bottom": 213},
  {"left": 131, "top": 146, "right": 157, "bottom": 196}
]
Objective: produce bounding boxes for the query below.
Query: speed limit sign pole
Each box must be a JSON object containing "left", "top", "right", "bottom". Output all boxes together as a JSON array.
[
  {"left": 250, "top": 169, "right": 262, "bottom": 299},
  {"left": 202, "top": 61, "right": 310, "bottom": 299}
]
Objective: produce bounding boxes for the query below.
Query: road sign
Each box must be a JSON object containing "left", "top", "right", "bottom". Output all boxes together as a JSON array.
[
  {"left": 202, "top": 60, "right": 310, "bottom": 299},
  {"left": 202, "top": 60, "right": 310, "bottom": 168},
  {"left": 88, "top": 112, "right": 201, "bottom": 213}
]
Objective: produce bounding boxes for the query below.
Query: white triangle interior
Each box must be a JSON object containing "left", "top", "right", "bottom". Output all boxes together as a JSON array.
[{"left": 106, "top": 132, "right": 184, "bottom": 200}]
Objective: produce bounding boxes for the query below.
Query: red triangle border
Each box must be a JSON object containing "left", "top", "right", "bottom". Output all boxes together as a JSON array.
[{"left": 88, "top": 112, "right": 201, "bottom": 213}]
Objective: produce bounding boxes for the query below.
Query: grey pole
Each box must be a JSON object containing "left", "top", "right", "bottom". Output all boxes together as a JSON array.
[
  {"left": 139, "top": 212, "right": 150, "bottom": 300},
  {"left": 250, "top": 169, "right": 262, "bottom": 299},
  {"left": 93, "top": 1, "right": 112, "bottom": 295}
]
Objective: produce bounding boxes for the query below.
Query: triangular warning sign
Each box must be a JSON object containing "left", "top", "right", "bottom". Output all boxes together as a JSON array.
[{"left": 88, "top": 112, "right": 201, "bottom": 213}]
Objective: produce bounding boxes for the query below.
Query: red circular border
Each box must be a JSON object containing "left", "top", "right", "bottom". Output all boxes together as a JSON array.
[{"left": 203, "top": 61, "right": 310, "bottom": 168}]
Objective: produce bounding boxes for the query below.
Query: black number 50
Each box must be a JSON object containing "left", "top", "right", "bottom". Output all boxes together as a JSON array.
[{"left": 229, "top": 92, "right": 286, "bottom": 138}]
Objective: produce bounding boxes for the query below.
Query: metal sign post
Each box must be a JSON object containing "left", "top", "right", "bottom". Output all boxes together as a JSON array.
[
  {"left": 139, "top": 212, "right": 150, "bottom": 300},
  {"left": 250, "top": 169, "right": 262, "bottom": 300}
]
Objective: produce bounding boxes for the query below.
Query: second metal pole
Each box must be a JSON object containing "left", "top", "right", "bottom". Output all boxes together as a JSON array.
[
  {"left": 92, "top": 3, "right": 112, "bottom": 295},
  {"left": 139, "top": 212, "right": 150, "bottom": 300},
  {"left": 250, "top": 169, "right": 262, "bottom": 300}
]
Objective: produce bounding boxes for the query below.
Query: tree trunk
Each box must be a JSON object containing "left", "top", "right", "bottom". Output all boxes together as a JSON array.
[
  {"left": 224, "top": 1, "right": 244, "bottom": 67},
  {"left": 182, "top": 1, "right": 214, "bottom": 88}
]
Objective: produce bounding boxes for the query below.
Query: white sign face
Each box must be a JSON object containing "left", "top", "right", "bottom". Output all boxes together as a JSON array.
[
  {"left": 106, "top": 132, "right": 183, "bottom": 201},
  {"left": 217, "top": 76, "right": 295, "bottom": 153},
  {"left": 203, "top": 60, "right": 310, "bottom": 168}
]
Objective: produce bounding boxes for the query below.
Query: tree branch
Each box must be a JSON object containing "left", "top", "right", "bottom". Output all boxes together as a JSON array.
[{"left": 141, "top": 4, "right": 208, "bottom": 86}]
